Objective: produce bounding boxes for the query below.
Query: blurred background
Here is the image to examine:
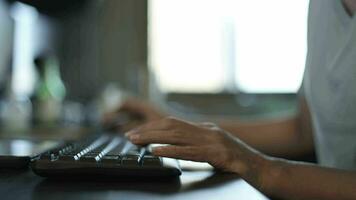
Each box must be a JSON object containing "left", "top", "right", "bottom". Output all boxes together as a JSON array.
[{"left": 0, "top": 0, "right": 309, "bottom": 134}]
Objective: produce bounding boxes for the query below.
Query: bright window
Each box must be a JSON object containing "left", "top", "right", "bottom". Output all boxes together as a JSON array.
[{"left": 149, "top": 0, "right": 309, "bottom": 93}]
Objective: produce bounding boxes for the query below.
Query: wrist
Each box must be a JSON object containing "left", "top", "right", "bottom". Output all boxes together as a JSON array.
[
  {"left": 258, "top": 158, "right": 289, "bottom": 196},
  {"left": 230, "top": 150, "right": 272, "bottom": 191}
]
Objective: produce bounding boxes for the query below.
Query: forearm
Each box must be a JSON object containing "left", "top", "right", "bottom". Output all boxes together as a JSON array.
[
  {"left": 253, "top": 157, "right": 356, "bottom": 200},
  {"left": 219, "top": 96, "right": 314, "bottom": 158},
  {"left": 219, "top": 117, "right": 313, "bottom": 157}
]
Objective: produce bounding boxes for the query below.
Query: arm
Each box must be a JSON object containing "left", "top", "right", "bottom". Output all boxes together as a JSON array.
[
  {"left": 112, "top": 94, "right": 314, "bottom": 158},
  {"left": 342, "top": 0, "right": 356, "bottom": 16},
  {"left": 126, "top": 117, "right": 356, "bottom": 200},
  {"left": 258, "top": 158, "right": 356, "bottom": 200},
  {"left": 219, "top": 96, "right": 314, "bottom": 158}
]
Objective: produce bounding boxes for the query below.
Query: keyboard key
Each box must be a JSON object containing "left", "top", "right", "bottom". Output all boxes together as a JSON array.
[
  {"left": 142, "top": 156, "right": 162, "bottom": 167},
  {"left": 80, "top": 155, "right": 97, "bottom": 162},
  {"left": 93, "top": 137, "right": 122, "bottom": 161},
  {"left": 58, "top": 155, "right": 76, "bottom": 161},
  {"left": 58, "top": 144, "right": 75, "bottom": 155},
  {"left": 121, "top": 155, "right": 139, "bottom": 166},
  {"left": 84, "top": 152, "right": 99, "bottom": 156},
  {"left": 101, "top": 155, "right": 121, "bottom": 165},
  {"left": 74, "top": 135, "right": 110, "bottom": 160},
  {"left": 40, "top": 153, "right": 57, "bottom": 161}
]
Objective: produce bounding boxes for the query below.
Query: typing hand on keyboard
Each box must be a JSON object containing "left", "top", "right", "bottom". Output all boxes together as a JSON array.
[
  {"left": 31, "top": 134, "right": 181, "bottom": 178},
  {"left": 102, "top": 98, "right": 166, "bottom": 132},
  {"left": 126, "top": 117, "right": 264, "bottom": 175}
]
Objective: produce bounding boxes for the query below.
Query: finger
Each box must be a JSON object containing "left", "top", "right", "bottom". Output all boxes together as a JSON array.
[
  {"left": 128, "top": 130, "right": 192, "bottom": 145},
  {"left": 152, "top": 145, "right": 207, "bottom": 162},
  {"left": 102, "top": 111, "right": 142, "bottom": 131},
  {"left": 125, "top": 121, "right": 166, "bottom": 136},
  {"left": 119, "top": 120, "right": 144, "bottom": 133},
  {"left": 127, "top": 117, "right": 184, "bottom": 135},
  {"left": 104, "top": 99, "right": 147, "bottom": 122}
]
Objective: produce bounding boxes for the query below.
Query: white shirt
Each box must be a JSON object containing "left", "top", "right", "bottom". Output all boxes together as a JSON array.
[{"left": 304, "top": 0, "right": 356, "bottom": 169}]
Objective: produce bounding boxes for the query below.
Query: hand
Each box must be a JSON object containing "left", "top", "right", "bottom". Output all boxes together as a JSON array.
[
  {"left": 119, "top": 98, "right": 165, "bottom": 122},
  {"left": 126, "top": 117, "right": 267, "bottom": 176},
  {"left": 102, "top": 98, "right": 166, "bottom": 132}
]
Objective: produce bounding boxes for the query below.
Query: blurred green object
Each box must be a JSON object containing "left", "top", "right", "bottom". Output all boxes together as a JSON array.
[
  {"left": 32, "top": 55, "right": 66, "bottom": 126},
  {"left": 34, "top": 56, "right": 66, "bottom": 101}
]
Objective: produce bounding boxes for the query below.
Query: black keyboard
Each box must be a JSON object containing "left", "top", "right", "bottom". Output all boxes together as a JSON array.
[{"left": 31, "top": 134, "right": 181, "bottom": 178}]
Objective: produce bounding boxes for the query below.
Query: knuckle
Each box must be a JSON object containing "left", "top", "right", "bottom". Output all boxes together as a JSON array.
[
  {"left": 163, "top": 117, "right": 172, "bottom": 124},
  {"left": 163, "top": 116, "right": 178, "bottom": 128},
  {"left": 210, "top": 124, "right": 221, "bottom": 131},
  {"left": 203, "top": 122, "right": 217, "bottom": 128},
  {"left": 166, "top": 116, "right": 176, "bottom": 120}
]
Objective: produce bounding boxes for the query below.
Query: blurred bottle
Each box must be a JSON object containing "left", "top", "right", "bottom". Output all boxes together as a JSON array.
[{"left": 31, "top": 55, "right": 66, "bottom": 127}]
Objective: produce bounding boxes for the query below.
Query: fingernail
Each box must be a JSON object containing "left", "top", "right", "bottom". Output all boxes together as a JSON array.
[{"left": 125, "top": 128, "right": 137, "bottom": 137}]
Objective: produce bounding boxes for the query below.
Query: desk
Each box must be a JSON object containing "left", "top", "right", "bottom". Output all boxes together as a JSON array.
[{"left": 0, "top": 168, "right": 270, "bottom": 200}]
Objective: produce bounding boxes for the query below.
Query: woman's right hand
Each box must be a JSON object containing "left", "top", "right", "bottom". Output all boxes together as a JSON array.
[
  {"left": 102, "top": 98, "right": 166, "bottom": 132},
  {"left": 119, "top": 98, "right": 166, "bottom": 122}
]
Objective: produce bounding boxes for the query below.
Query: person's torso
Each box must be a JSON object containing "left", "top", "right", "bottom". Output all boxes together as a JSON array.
[{"left": 304, "top": 0, "right": 356, "bottom": 169}]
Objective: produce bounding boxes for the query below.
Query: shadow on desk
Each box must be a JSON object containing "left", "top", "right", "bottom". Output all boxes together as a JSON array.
[
  {"left": 32, "top": 172, "right": 240, "bottom": 200},
  {"left": 0, "top": 169, "right": 268, "bottom": 200}
]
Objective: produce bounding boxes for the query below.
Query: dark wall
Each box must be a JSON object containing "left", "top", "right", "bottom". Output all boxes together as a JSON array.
[{"left": 56, "top": 0, "right": 148, "bottom": 102}]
